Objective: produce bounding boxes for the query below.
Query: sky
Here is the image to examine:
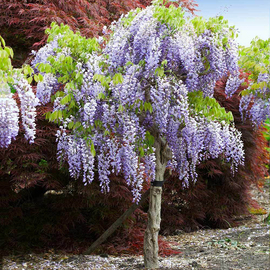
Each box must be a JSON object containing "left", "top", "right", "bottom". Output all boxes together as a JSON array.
[{"left": 193, "top": 0, "right": 270, "bottom": 47}]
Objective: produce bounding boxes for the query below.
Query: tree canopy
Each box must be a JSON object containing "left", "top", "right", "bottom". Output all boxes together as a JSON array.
[{"left": 27, "top": 0, "right": 245, "bottom": 202}]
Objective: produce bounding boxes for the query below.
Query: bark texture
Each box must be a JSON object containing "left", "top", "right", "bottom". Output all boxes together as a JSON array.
[
  {"left": 143, "top": 137, "right": 171, "bottom": 269},
  {"left": 143, "top": 185, "right": 162, "bottom": 269}
]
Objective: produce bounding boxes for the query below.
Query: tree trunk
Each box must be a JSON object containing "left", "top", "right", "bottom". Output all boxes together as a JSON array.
[
  {"left": 143, "top": 138, "right": 171, "bottom": 269},
  {"left": 143, "top": 185, "right": 162, "bottom": 269}
]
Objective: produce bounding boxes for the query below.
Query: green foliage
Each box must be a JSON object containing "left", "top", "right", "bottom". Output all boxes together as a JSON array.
[
  {"left": 154, "top": 66, "right": 165, "bottom": 77},
  {"left": 191, "top": 15, "right": 237, "bottom": 42},
  {"left": 263, "top": 118, "right": 270, "bottom": 141},
  {"left": 112, "top": 73, "right": 123, "bottom": 85},
  {"left": 0, "top": 36, "right": 38, "bottom": 91},
  {"left": 153, "top": 2, "right": 186, "bottom": 30},
  {"left": 140, "top": 131, "right": 155, "bottom": 156},
  {"left": 0, "top": 36, "right": 16, "bottom": 89},
  {"left": 46, "top": 23, "right": 100, "bottom": 61},
  {"left": 188, "top": 91, "right": 234, "bottom": 123},
  {"left": 36, "top": 159, "right": 49, "bottom": 173},
  {"left": 38, "top": 23, "right": 101, "bottom": 124},
  {"left": 239, "top": 37, "right": 270, "bottom": 98},
  {"left": 93, "top": 74, "right": 111, "bottom": 90},
  {"left": 152, "top": 0, "right": 236, "bottom": 49},
  {"left": 38, "top": 23, "right": 101, "bottom": 90},
  {"left": 120, "top": 8, "right": 142, "bottom": 27}
]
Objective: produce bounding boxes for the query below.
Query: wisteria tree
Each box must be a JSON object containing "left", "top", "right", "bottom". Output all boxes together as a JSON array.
[
  {"left": 1, "top": 0, "right": 249, "bottom": 268},
  {"left": 29, "top": 1, "right": 247, "bottom": 267}
]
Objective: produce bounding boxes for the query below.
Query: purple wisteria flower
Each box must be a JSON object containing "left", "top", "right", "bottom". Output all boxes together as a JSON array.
[
  {"left": 14, "top": 77, "right": 39, "bottom": 143},
  {"left": 0, "top": 94, "right": 19, "bottom": 148},
  {"left": 36, "top": 73, "right": 58, "bottom": 104}
]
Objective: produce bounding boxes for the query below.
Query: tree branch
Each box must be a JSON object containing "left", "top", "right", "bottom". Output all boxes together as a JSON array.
[{"left": 83, "top": 188, "right": 150, "bottom": 255}]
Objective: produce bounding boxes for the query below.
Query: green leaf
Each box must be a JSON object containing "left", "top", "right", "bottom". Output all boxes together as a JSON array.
[
  {"left": 68, "top": 100, "right": 76, "bottom": 110},
  {"left": 4, "top": 47, "right": 13, "bottom": 58},
  {"left": 8, "top": 83, "right": 16, "bottom": 94},
  {"left": 93, "top": 73, "right": 105, "bottom": 83},
  {"left": 146, "top": 131, "right": 155, "bottom": 147},
  {"left": 154, "top": 67, "right": 164, "bottom": 77},
  {"left": 161, "top": 59, "right": 168, "bottom": 66},
  {"left": 0, "top": 36, "right": 6, "bottom": 47},
  {"left": 34, "top": 74, "right": 39, "bottom": 82},
  {"left": 58, "top": 110, "right": 63, "bottom": 119},
  {"left": 91, "top": 143, "right": 96, "bottom": 157},
  {"left": 97, "top": 92, "right": 106, "bottom": 100},
  {"left": 148, "top": 103, "right": 153, "bottom": 113},
  {"left": 45, "top": 112, "right": 51, "bottom": 120},
  {"left": 118, "top": 104, "right": 124, "bottom": 112},
  {"left": 60, "top": 94, "right": 71, "bottom": 105},
  {"left": 126, "top": 61, "right": 133, "bottom": 66},
  {"left": 139, "top": 60, "right": 146, "bottom": 66},
  {"left": 144, "top": 102, "right": 153, "bottom": 113},
  {"left": 139, "top": 147, "right": 144, "bottom": 157},
  {"left": 73, "top": 121, "right": 81, "bottom": 130},
  {"left": 68, "top": 121, "right": 74, "bottom": 129},
  {"left": 94, "top": 120, "right": 103, "bottom": 128},
  {"left": 49, "top": 111, "right": 58, "bottom": 121},
  {"left": 222, "top": 37, "right": 228, "bottom": 45},
  {"left": 27, "top": 77, "right": 33, "bottom": 84},
  {"left": 38, "top": 73, "right": 43, "bottom": 82},
  {"left": 148, "top": 135, "right": 155, "bottom": 146},
  {"left": 113, "top": 73, "right": 124, "bottom": 85}
]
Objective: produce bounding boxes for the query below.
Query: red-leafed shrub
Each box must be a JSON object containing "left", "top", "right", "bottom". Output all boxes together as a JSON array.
[
  {"left": 0, "top": 102, "right": 70, "bottom": 254},
  {"left": 0, "top": 98, "right": 71, "bottom": 253},
  {"left": 0, "top": 0, "right": 198, "bottom": 66}
]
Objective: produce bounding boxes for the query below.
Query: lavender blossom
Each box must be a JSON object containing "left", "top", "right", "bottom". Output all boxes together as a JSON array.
[
  {"left": 0, "top": 94, "right": 19, "bottom": 147},
  {"left": 14, "top": 78, "right": 39, "bottom": 143},
  {"left": 36, "top": 73, "right": 58, "bottom": 104}
]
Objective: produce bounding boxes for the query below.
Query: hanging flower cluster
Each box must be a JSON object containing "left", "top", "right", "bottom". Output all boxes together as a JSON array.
[
  {"left": 0, "top": 81, "right": 38, "bottom": 147},
  {"left": 0, "top": 72, "right": 39, "bottom": 147},
  {"left": 0, "top": 33, "right": 39, "bottom": 147},
  {"left": 31, "top": 3, "right": 246, "bottom": 202},
  {"left": 0, "top": 85, "right": 19, "bottom": 148},
  {"left": 36, "top": 73, "right": 58, "bottom": 105},
  {"left": 14, "top": 77, "right": 40, "bottom": 143}
]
